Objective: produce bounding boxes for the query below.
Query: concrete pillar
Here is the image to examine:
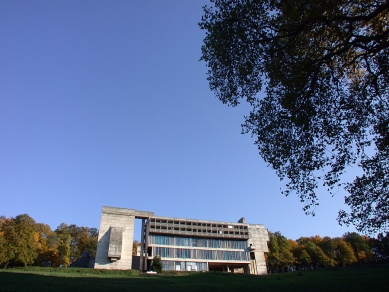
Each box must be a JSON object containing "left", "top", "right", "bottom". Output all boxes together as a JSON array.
[
  {"left": 247, "top": 224, "right": 269, "bottom": 275},
  {"left": 94, "top": 207, "right": 135, "bottom": 270},
  {"left": 140, "top": 218, "right": 145, "bottom": 271}
]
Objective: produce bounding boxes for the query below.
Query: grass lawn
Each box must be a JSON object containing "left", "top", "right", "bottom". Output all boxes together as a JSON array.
[{"left": 0, "top": 264, "right": 388, "bottom": 292}]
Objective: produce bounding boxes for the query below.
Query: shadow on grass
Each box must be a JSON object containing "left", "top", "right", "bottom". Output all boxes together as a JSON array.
[{"left": 0, "top": 264, "right": 388, "bottom": 292}]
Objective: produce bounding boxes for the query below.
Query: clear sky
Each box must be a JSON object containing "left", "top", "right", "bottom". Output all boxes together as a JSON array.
[{"left": 0, "top": 0, "right": 357, "bottom": 241}]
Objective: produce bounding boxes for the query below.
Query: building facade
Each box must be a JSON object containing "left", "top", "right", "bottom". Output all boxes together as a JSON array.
[{"left": 94, "top": 206, "right": 269, "bottom": 275}]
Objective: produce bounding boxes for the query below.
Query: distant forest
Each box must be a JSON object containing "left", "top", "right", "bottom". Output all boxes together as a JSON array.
[
  {"left": 266, "top": 231, "right": 389, "bottom": 273},
  {"left": 1, "top": 214, "right": 388, "bottom": 272}
]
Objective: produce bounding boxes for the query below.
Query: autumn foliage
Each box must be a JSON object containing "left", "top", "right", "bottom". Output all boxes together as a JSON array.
[
  {"left": 266, "top": 231, "right": 389, "bottom": 273},
  {"left": 0, "top": 214, "right": 97, "bottom": 268},
  {"left": 1, "top": 214, "right": 389, "bottom": 271}
]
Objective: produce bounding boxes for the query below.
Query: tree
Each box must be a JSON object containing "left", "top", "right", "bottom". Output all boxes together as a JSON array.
[
  {"left": 333, "top": 237, "right": 356, "bottom": 266},
  {"left": 55, "top": 224, "right": 72, "bottom": 267},
  {"left": 133, "top": 240, "right": 141, "bottom": 256},
  {"left": 343, "top": 232, "right": 372, "bottom": 264},
  {"left": 151, "top": 255, "right": 163, "bottom": 273},
  {"left": 87, "top": 228, "right": 98, "bottom": 258},
  {"left": 266, "top": 232, "right": 295, "bottom": 273},
  {"left": 55, "top": 224, "right": 98, "bottom": 264},
  {"left": 371, "top": 232, "right": 389, "bottom": 261},
  {"left": 0, "top": 214, "right": 98, "bottom": 268},
  {"left": 200, "top": 0, "right": 389, "bottom": 234},
  {"left": 73, "top": 226, "right": 98, "bottom": 258},
  {"left": 0, "top": 215, "right": 39, "bottom": 267},
  {"left": 34, "top": 223, "right": 60, "bottom": 267},
  {"left": 290, "top": 240, "right": 312, "bottom": 270},
  {"left": 0, "top": 217, "right": 15, "bottom": 268},
  {"left": 297, "top": 237, "right": 334, "bottom": 268},
  {"left": 57, "top": 232, "right": 71, "bottom": 267}
]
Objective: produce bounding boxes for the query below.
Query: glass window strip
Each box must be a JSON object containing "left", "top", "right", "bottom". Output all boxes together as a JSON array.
[
  {"left": 149, "top": 234, "right": 247, "bottom": 250},
  {"left": 153, "top": 247, "right": 249, "bottom": 261}
]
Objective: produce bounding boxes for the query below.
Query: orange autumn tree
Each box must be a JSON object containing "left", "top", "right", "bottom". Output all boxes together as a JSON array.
[{"left": 34, "top": 223, "right": 60, "bottom": 267}]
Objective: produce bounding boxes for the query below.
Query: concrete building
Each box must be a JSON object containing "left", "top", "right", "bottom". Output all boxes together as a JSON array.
[{"left": 94, "top": 206, "right": 269, "bottom": 275}]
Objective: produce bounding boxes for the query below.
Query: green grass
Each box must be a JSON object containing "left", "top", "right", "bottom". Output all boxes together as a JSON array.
[{"left": 0, "top": 264, "right": 388, "bottom": 292}]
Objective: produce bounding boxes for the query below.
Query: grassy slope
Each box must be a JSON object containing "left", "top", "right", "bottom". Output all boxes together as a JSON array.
[{"left": 0, "top": 264, "right": 388, "bottom": 292}]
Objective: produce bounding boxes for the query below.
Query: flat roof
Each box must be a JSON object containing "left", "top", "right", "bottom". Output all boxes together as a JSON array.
[{"left": 102, "top": 206, "right": 265, "bottom": 227}]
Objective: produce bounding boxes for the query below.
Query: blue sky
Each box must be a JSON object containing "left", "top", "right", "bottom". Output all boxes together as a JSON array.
[{"left": 0, "top": 0, "right": 357, "bottom": 241}]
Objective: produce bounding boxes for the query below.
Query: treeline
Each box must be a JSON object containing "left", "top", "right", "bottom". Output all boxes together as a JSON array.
[
  {"left": 0, "top": 214, "right": 98, "bottom": 268},
  {"left": 267, "top": 231, "right": 389, "bottom": 273},
  {"left": 2, "top": 214, "right": 389, "bottom": 272}
]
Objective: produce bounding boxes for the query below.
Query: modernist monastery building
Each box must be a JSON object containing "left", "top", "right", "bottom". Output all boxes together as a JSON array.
[{"left": 94, "top": 206, "right": 269, "bottom": 275}]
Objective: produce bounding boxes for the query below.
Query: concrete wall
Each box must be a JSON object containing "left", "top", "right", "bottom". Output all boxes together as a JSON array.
[
  {"left": 247, "top": 224, "right": 269, "bottom": 275},
  {"left": 94, "top": 206, "right": 269, "bottom": 274},
  {"left": 94, "top": 207, "right": 135, "bottom": 270}
]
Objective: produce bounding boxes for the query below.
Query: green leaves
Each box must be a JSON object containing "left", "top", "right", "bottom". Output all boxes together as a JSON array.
[
  {"left": 0, "top": 215, "right": 98, "bottom": 268},
  {"left": 200, "top": 0, "right": 389, "bottom": 234},
  {"left": 151, "top": 255, "right": 163, "bottom": 273},
  {"left": 0, "top": 215, "right": 39, "bottom": 267},
  {"left": 267, "top": 232, "right": 295, "bottom": 273},
  {"left": 55, "top": 224, "right": 98, "bottom": 265}
]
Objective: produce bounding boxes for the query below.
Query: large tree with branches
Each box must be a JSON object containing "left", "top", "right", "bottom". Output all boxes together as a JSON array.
[{"left": 200, "top": 0, "right": 389, "bottom": 234}]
